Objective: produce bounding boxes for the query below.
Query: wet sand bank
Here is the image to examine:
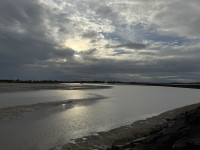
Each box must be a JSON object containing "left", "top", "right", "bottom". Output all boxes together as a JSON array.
[{"left": 0, "top": 95, "right": 106, "bottom": 120}]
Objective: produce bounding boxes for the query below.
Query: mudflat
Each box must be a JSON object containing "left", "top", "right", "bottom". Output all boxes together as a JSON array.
[{"left": 0, "top": 96, "right": 106, "bottom": 120}]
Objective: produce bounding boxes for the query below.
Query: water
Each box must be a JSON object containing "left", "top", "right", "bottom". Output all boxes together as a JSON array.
[
  {"left": 0, "top": 89, "right": 94, "bottom": 108},
  {"left": 0, "top": 84, "right": 200, "bottom": 150}
]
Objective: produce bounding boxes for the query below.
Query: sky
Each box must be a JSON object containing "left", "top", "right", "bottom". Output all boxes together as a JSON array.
[{"left": 0, "top": 0, "right": 200, "bottom": 82}]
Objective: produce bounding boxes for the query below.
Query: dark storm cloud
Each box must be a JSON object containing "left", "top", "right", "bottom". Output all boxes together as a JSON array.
[
  {"left": 0, "top": 0, "right": 46, "bottom": 38},
  {"left": 0, "top": 35, "right": 74, "bottom": 67},
  {"left": 0, "top": 0, "right": 75, "bottom": 79},
  {"left": 107, "top": 42, "right": 147, "bottom": 50},
  {"left": 0, "top": 0, "right": 71, "bottom": 42},
  {"left": 53, "top": 54, "right": 200, "bottom": 82},
  {"left": 0, "top": 0, "right": 42, "bottom": 22}
]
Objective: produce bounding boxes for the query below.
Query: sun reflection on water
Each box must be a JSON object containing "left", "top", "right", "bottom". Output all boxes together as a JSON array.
[
  {"left": 70, "top": 105, "right": 87, "bottom": 114},
  {"left": 62, "top": 104, "right": 66, "bottom": 109},
  {"left": 63, "top": 105, "right": 89, "bottom": 132},
  {"left": 57, "top": 90, "right": 91, "bottom": 100}
]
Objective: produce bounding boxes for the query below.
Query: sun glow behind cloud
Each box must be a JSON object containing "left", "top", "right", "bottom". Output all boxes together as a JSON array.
[{"left": 64, "top": 38, "right": 91, "bottom": 52}]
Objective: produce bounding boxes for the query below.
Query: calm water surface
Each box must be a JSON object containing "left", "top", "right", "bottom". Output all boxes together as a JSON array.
[
  {"left": 0, "top": 85, "right": 200, "bottom": 150},
  {"left": 0, "top": 89, "right": 93, "bottom": 108}
]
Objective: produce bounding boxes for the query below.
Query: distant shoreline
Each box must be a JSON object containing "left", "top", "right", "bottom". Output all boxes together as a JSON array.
[
  {"left": 1, "top": 80, "right": 200, "bottom": 90},
  {"left": 0, "top": 83, "right": 112, "bottom": 93},
  {"left": 1, "top": 82, "right": 200, "bottom": 94}
]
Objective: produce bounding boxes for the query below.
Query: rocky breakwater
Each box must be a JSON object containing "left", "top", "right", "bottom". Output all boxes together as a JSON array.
[{"left": 108, "top": 107, "right": 200, "bottom": 150}]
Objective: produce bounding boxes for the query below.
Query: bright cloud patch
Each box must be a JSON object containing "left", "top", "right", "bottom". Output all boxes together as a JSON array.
[{"left": 64, "top": 38, "right": 91, "bottom": 52}]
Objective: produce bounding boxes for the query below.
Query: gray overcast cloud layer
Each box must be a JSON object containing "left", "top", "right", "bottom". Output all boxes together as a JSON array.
[{"left": 0, "top": 0, "right": 200, "bottom": 82}]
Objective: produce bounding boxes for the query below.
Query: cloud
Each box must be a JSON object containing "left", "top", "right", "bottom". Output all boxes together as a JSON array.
[
  {"left": 0, "top": 0, "right": 75, "bottom": 76},
  {"left": 95, "top": 5, "right": 119, "bottom": 23},
  {"left": 152, "top": 0, "right": 200, "bottom": 38},
  {"left": 0, "top": 0, "right": 200, "bottom": 82},
  {"left": 112, "top": 50, "right": 132, "bottom": 56},
  {"left": 107, "top": 42, "right": 147, "bottom": 50},
  {"left": 51, "top": 53, "right": 200, "bottom": 82},
  {"left": 82, "top": 30, "right": 98, "bottom": 39}
]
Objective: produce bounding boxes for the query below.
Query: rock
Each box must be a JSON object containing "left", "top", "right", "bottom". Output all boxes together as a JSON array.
[
  {"left": 172, "top": 137, "right": 187, "bottom": 149},
  {"left": 155, "top": 143, "right": 171, "bottom": 150},
  {"left": 145, "top": 134, "right": 162, "bottom": 143},
  {"left": 132, "top": 144, "right": 147, "bottom": 150},
  {"left": 162, "top": 119, "right": 185, "bottom": 135},
  {"left": 155, "top": 135, "right": 174, "bottom": 145},
  {"left": 188, "top": 114, "right": 200, "bottom": 124},
  {"left": 187, "top": 137, "right": 200, "bottom": 146},
  {"left": 111, "top": 145, "right": 122, "bottom": 150}
]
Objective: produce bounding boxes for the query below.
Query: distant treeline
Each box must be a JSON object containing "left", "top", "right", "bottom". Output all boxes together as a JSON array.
[
  {"left": 1, "top": 79, "right": 200, "bottom": 84},
  {"left": 0, "top": 79, "right": 114, "bottom": 83},
  {"left": 0, "top": 80, "right": 128, "bottom": 84},
  {"left": 1, "top": 79, "right": 200, "bottom": 89},
  {"left": 0, "top": 79, "right": 60, "bottom": 83}
]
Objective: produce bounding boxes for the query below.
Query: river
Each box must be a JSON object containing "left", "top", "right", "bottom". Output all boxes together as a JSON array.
[{"left": 0, "top": 84, "right": 200, "bottom": 150}]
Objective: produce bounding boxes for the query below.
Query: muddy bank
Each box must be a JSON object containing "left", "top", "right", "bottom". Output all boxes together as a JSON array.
[
  {"left": 57, "top": 103, "right": 200, "bottom": 150},
  {"left": 109, "top": 105, "right": 200, "bottom": 150},
  {"left": 0, "top": 83, "right": 112, "bottom": 93},
  {"left": 0, "top": 96, "right": 106, "bottom": 120}
]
